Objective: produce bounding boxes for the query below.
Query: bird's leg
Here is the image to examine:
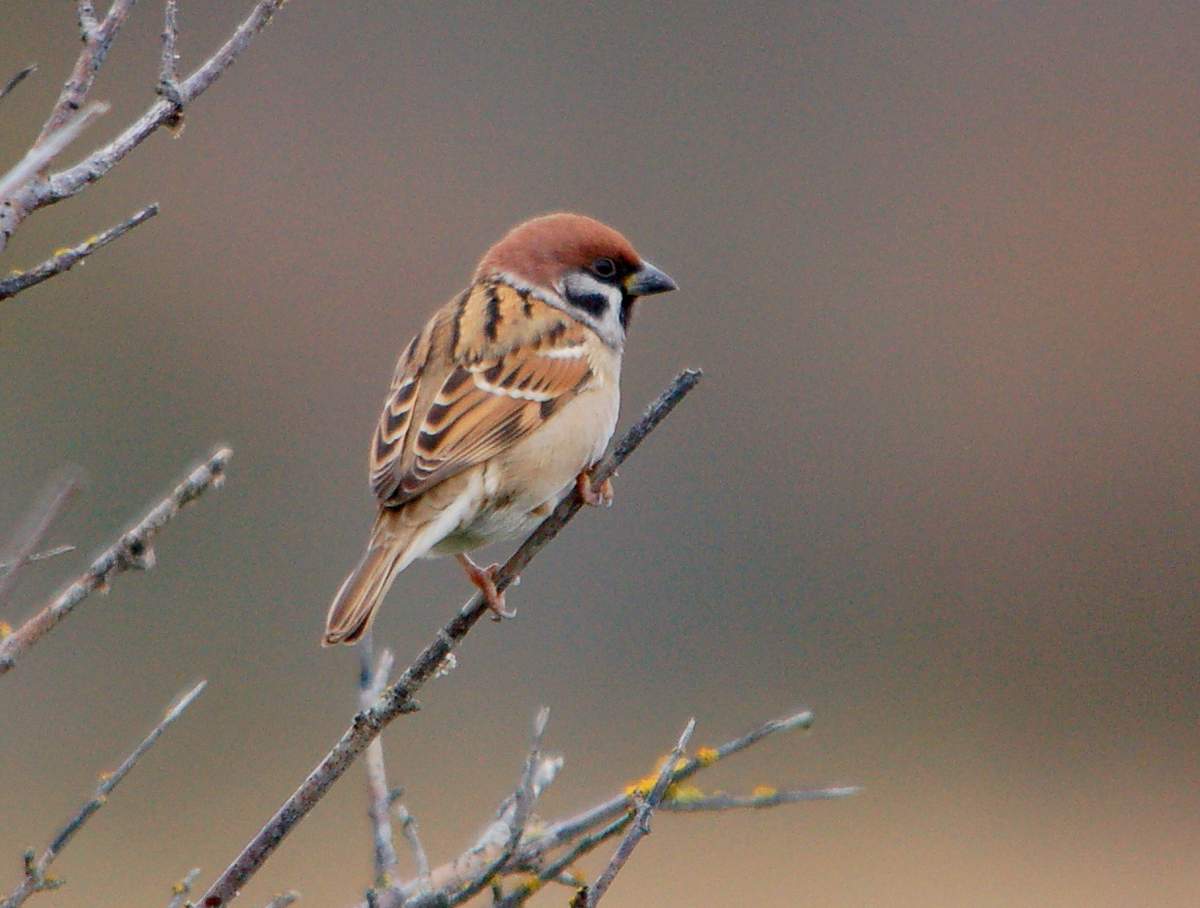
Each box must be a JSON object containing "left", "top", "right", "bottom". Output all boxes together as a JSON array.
[
  {"left": 575, "top": 469, "right": 615, "bottom": 508},
  {"left": 456, "top": 553, "right": 516, "bottom": 621}
]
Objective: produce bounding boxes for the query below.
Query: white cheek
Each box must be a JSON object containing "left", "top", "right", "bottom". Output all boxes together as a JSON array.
[{"left": 559, "top": 272, "right": 625, "bottom": 344}]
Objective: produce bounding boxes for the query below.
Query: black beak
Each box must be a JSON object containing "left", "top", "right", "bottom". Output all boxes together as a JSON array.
[{"left": 624, "top": 261, "right": 677, "bottom": 297}]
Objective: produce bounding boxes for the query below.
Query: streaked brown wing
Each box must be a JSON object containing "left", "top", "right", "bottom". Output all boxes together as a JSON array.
[{"left": 370, "top": 281, "right": 596, "bottom": 507}]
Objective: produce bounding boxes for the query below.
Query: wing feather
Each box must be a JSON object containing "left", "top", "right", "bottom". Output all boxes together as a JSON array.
[{"left": 369, "top": 281, "right": 597, "bottom": 507}]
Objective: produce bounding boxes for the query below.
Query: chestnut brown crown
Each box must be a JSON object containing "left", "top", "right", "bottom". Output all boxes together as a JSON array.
[
  {"left": 474, "top": 213, "right": 676, "bottom": 347},
  {"left": 476, "top": 213, "right": 641, "bottom": 288}
]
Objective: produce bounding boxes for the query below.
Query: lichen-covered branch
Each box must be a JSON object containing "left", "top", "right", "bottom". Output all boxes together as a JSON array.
[
  {"left": 368, "top": 706, "right": 856, "bottom": 908},
  {"left": 0, "top": 446, "right": 231, "bottom": 675},
  {"left": 194, "top": 370, "right": 702, "bottom": 907},
  {"left": 0, "top": 682, "right": 206, "bottom": 908},
  {"left": 0, "top": 204, "right": 158, "bottom": 302},
  {"left": 166, "top": 868, "right": 201, "bottom": 908},
  {"left": 580, "top": 719, "right": 695, "bottom": 907}
]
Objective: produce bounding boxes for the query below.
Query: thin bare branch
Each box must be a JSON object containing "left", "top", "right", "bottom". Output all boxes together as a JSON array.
[
  {"left": 0, "top": 0, "right": 289, "bottom": 260},
  {"left": 517, "top": 707, "right": 815, "bottom": 860},
  {"left": 43, "top": 0, "right": 288, "bottom": 206},
  {"left": 36, "top": 0, "right": 136, "bottom": 145},
  {"left": 196, "top": 370, "right": 702, "bottom": 907},
  {"left": 359, "top": 635, "right": 399, "bottom": 888},
  {"left": 444, "top": 708, "right": 551, "bottom": 907},
  {"left": 393, "top": 798, "right": 431, "bottom": 896},
  {"left": 0, "top": 66, "right": 37, "bottom": 106},
  {"left": 166, "top": 868, "right": 201, "bottom": 908},
  {"left": 0, "top": 102, "right": 109, "bottom": 203},
  {"left": 0, "top": 203, "right": 158, "bottom": 302},
  {"left": 583, "top": 719, "right": 695, "bottom": 907},
  {"left": 494, "top": 813, "right": 634, "bottom": 908},
  {"left": 662, "top": 785, "right": 861, "bottom": 812},
  {"left": 368, "top": 706, "right": 850, "bottom": 908},
  {"left": 160, "top": 0, "right": 181, "bottom": 91},
  {"left": 0, "top": 546, "right": 77, "bottom": 578},
  {"left": 0, "top": 470, "right": 82, "bottom": 609},
  {"left": 1, "top": 682, "right": 206, "bottom": 908},
  {"left": 0, "top": 446, "right": 231, "bottom": 675}
]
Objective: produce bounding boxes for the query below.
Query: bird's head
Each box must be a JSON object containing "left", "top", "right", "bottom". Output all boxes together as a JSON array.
[{"left": 476, "top": 212, "right": 677, "bottom": 348}]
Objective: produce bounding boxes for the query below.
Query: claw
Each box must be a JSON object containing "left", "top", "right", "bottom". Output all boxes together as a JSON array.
[
  {"left": 576, "top": 471, "right": 615, "bottom": 508},
  {"left": 456, "top": 554, "right": 516, "bottom": 621}
]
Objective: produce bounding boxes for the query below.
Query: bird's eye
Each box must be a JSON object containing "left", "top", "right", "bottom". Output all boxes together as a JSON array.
[{"left": 591, "top": 257, "right": 617, "bottom": 279}]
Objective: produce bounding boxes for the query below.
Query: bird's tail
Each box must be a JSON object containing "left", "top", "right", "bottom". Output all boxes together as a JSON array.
[{"left": 323, "top": 511, "right": 418, "bottom": 646}]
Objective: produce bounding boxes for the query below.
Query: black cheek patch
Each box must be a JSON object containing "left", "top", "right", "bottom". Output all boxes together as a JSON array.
[{"left": 567, "top": 289, "right": 609, "bottom": 319}]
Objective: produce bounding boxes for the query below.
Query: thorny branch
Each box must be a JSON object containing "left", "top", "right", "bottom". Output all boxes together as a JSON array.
[
  {"left": 0, "top": 446, "right": 231, "bottom": 676},
  {"left": 195, "top": 370, "right": 703, "bottom": 907},
  {"left": 0, "top": 0, "right": 290, "bottom": 298},
  {"left": 0, "top": 682, "right": 207, "bottom": 908}
]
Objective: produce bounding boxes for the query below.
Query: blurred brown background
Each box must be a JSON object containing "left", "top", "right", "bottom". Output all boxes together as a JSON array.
[{"left": 2, "top": 2, "right": 1198, "bottom": 905}]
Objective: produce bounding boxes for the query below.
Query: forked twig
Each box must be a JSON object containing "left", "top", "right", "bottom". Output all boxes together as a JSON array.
[{"left": 1, "top": 0, "right": 291, "bottom": 300}]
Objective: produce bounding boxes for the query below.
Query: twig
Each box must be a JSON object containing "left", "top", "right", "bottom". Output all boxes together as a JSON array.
[
  {"left": 359, "top": 635, "right": 399, "bottom": 888},
  {"left": 493, "top": 813, "right": 634, "bottom": 908},
  {"left": 583, "top": 719, "right": 695, "bottom": 906},
  {"left": 166, "top": 868, "right": 201, "bottom": 908},
  {"left": 0, "top": 0, "right": 290, "bottom": 263},
  {"left": 0, "top": 65, "right": 37, "bottom": 106},
  {"left": 370, "top": 706, "right": 851, "bottom": 908},
  {"left": 661, "top": 786, "right": 861, "bottom": 812},
  {"left": 0, "top": 682, "right": 206, "bottom": 908},
  {"left": 0, "top": 101, "right": 109, "bottom": 203},
  {"left": 517, "top": 707, "right": 815, "bottom": 859},
  {"left": 35, "top": 0, "right": 136, "bottom": 145},
  {"left": 0, "top": 446, "right": 231, "bottom": 675},
  {"left": 0, "top": 546, "right": 76, "bottom": 578},
  {"left": 0, "top": 203, "right": 158, "bottom": 302},
  {"left": 195, "top": 370, "right": 702, "bottom": 907},
  {"left": 444, "top": 708, "right": 551, "bottom": 907},
  {"left": 261, "top": 893, "right": 299, "bottom": 908},
  {"left": 159, "top": 0, "right": 181, "bottom": 93},
  {"left": 0, "top": 470, "right": 82, "bottom": 608},
  {"left": 393, "top": 799, "right": 431, "bottom": 894}
]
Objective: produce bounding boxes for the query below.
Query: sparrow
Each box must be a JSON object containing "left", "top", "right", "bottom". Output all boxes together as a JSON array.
[{"left": 323, "top": 213, "right": 677, "bottom": 645}]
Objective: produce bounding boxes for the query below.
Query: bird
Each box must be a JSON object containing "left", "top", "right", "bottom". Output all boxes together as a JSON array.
[{"left": 323, "top": 213, "right": 677, "bottom": 645}]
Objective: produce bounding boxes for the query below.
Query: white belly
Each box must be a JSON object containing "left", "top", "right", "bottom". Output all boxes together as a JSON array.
[{"left": 430, "top": 382, "right": 619, "bottom": 554}]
